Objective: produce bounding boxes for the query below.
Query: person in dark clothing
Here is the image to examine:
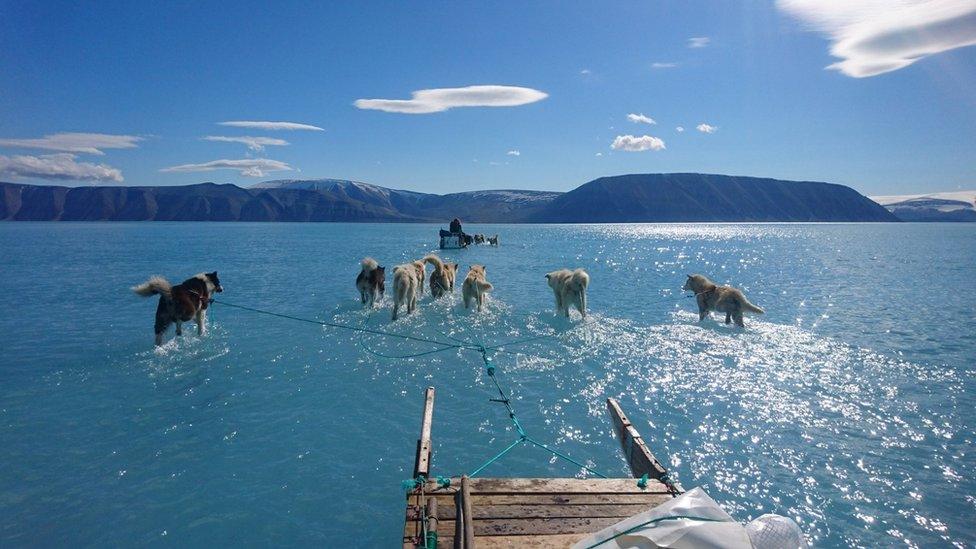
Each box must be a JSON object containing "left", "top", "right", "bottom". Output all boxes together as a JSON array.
[{"left": 449, "top": 218, "right": 462, "bottom": 234}]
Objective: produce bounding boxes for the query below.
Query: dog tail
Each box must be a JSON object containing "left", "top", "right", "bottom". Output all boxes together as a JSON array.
[
  {"left": 361, "top": 257, "right": 378, "bottom": 272},
  {"left": 741, "top": 298, "right": 764, "bottom": 314},
  {"left": 423, "top": 254, "right": 444, "bottom": 271},
  {"left": 570, "top": 269, "right": 590, "bottom": 291},
  {"left": 477, "top": 280, "right": 494, "bottom": 292},
  {"left": 132, "top": 276, "right": 171, "bottom": 298}
]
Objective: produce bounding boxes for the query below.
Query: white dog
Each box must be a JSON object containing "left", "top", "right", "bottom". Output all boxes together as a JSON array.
[
  {"left": 461, "top": 265, "right": 493, "bottom": 312},
  {"left": 545, "top": 268, "right": 589, "bottom": 318},
  {"left": 391, "top": 263, "right": 420, "bottom": 320}
]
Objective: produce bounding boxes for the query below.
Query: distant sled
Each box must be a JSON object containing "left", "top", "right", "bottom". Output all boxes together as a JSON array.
[{"left": 438, "top": 229, "right": 467, "bottom": 249}]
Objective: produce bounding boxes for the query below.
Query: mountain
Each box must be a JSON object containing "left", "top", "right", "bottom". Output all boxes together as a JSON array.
[
  {"left": 871, "top": 190, "right": 976, "bottom": 222},
  {"left": 0, "top": 173, "right": 897, "bottom": 222},
  {"left": 529, "top": 173, "right": 897, "bottom": 222},
  {"left": 253, "top": 178, "right": 561, "bottom": 222}
]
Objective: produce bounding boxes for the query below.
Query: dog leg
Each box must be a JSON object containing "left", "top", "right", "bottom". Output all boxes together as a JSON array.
[
  {"left": 197, "top": 310, "right": 206, "bottom": 336},
  {"left": 154, "top": 332, "right": 164, "bottom": 346},
  {"left": 361, "top": 290, "right": 367, "bottom": 305},
  {"left": 734, "top": 311, "right": 745, "bottom": 327},
  {"left": 698, "top": 308, "right": 708, "bottom": 322},
  {"left": 175, "top": 321, "right": 183, "bottom": 337},
  {"left": 392, "top": 302, "right": 399, "bottom": 321},
  {"left": 725, "top": 312, "right": 732, "bottom": 324}
]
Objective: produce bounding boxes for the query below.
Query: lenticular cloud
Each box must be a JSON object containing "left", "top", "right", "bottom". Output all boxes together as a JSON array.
[
  {"left": 778, "top": 0, "right": 976, "bottom": 77},
  {"left": 354, "top": 85, "right": 548, "bottom": 114}
]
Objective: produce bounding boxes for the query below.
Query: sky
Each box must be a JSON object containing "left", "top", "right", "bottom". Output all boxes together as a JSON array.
[{"left": 1, "top": 1, "right": 975, "bottom": 196}]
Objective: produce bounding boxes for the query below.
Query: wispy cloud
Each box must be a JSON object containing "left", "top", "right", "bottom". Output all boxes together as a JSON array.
[
  {"left": 611, "top": 135, "right": 666, "bottom": 152},
  {"left": 161, "top": 158, "right": 293, "bottom": 177},
  {"left": 203, "top": 136, "right": 289, "bottom": 152},
  {"left": 696, "top": 123, "right": 718, "bottom": 133},
  {"left": 627, "top": 113, "right": 657, "bottom": 125},
  {"left": 218, "top": 121, "right": 324, "bottom": 131},
  {"left": 507, "top": 150, "right": 521, "bottom": 156},
  {"left": 0, "top": 153, "right": 123, "bottom": 182},
  {"left": 676, "top": 126, "right": 685, "bottom": 132},
  {"left": 354, "top": 85, "right": 548, "bottom": 114},
  {"left": 777, "top": 0, "right": 976, "bottom": 77},
  {"left": 688, "top": 36, "right": 711, "bottom": 48},
  {"left": 652, "top": 62, "right": 679, "bottom": 69},
  {"left": 595, "top": 152, "right": 604, "bottom": 157},
  {"left": 580, "top": 69, "right": 592, "bottom": 75},
  {"left": 0, "top": 132, "right": 142, "bottom": 155}
]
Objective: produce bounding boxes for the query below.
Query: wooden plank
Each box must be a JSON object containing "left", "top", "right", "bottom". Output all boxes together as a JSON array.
[
  {"left": 460, "top": 476, "right": 475, "bottom": 548},
  {"left": 431, "top": 516, "right": 627, "bottom": 537},
  {"left": 607, "top": 398, "right": 683, "bottom": 493},
  {"left": 421, "top": 477, "right": 670, "bottom": 494},
  {"left": 473, "top": 534, "right": 588, "bottom": 548},
  {"left": 426, "top": 497, "right": 439, "bottom": 548},
  {"left": 423, "top": 502, "right": 661, "bottom": 520},
  {"left": 414, "top": 386, "right": 435, "bottom": 479},
  {"left": 417, "top": 492, "right": 671, "bottom": 506}
]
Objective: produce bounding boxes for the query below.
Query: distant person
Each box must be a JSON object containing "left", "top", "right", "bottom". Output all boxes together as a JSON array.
[{"left": 450, "top": 217, "right": 462, "bottom": 234}]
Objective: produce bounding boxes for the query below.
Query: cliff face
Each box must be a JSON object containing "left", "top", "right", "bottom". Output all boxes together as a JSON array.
[
  {"left": 0, "top": 174, "right": 899, "bottom": 222},
  {"left": 527, "top": 174, "right": 898, "bottom": 222}
]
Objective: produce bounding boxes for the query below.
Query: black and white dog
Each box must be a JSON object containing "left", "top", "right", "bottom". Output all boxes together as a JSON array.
[{"left": 133, "top": 271, "right": 223, "bottom": 346}]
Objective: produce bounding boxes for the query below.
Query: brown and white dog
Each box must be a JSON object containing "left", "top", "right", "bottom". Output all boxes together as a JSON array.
[
  {"left": 461, "top": 265, "right": 493, "bottom": 311},
  {"left": 356, "top": 257, "right": 385, "bottom": 307},
  {"left": 424, "top": 254, "right": 458, "bottom": 298},
  {"left": 545, "top": 268, "right": 589, "bottom": 318},
  {"left": 391, "top": 263, "right": 420, "bottom": 320},
  {"left": 682, "top": 274, "right": 764, "bottom": 327},
  {"left": 133, "top": 272, "right": 223, "bottom": 346}
]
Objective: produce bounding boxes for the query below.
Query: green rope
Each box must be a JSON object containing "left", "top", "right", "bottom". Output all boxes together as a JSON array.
[
  {"left": 581, "top": 514, "right": 728, "bottom": 548},
  {"left": 212, "top": 297, "right": 618, "bottom": 483}
]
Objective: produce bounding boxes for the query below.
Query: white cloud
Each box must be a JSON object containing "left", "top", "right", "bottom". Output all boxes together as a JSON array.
[
  {"left": 507, "top": 150, "right": 521, "bottom": 156},
  {"left": 696, "top": 123, "right": 718, "bottom": 133},
  {"left": 203, "top": 135, "right": 289, "bottom": 152},
  {"left": 777, "top": 0, "right": 976, "bottom": 77},
  {"left": 688, "top": 36, "right": 711, "bottom": 48},
  {"left": 627, "top": 113, "right": 657, "bottom": 125},
  {"left": 676, "top": 126, "right": 685, "bottom": 132},
  {"left": 611, "top": 135, "right": 666, "bottom": 152},
  {"left": 0, "top": 132, "right": 142, "bottom": 155},
  {"left": 0, "top": 153, "right": 123, "bottom": 182},
  {"left": 595, "top": 152, "right": 604, "bottom": 157},
  {"left": 652, "top": 62, "right": 679, "bottom": 68},
  {"left": 218, "top": 121, "right": 324, "bottom": 131},
  {"left": 354, "top": 85, "right": 548, "bottom": 114},
  {"left": 161, "top": 158, "right": 293, "bottom": 177},
  {"left": 580, "top": 69, "right": 592, "bottom": 75}
]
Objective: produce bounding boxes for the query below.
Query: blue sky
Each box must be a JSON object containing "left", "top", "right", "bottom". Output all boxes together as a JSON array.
[{"left": 1, "top": 1, "right": 974, "bottom": 195}]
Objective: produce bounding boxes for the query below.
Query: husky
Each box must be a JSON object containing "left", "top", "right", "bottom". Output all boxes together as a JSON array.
[
  {"left": 133, "top": 272, "right": 223, "bottom": 346},
  {"left": 356, "top": 257, "right": 385, "bottom": 307},
  {"left": 412, "top": 260, "right": 427, "bottom": 295},
  {"left": 391, "top": 264, "right": 420, "bottom": 320},
  {"left": 487, "top": 234, "right": 499, "bottom": 247},
  {"left": 682, "top": 274, "right": 764, "bottom": 327},
  {"left": 461, "top": 265, "right": 493, "bottom": 311},
  {"left": 545, "top": 268, "right": 589, "bottom": 318},
  {"left": 424, "top": 254, "right": 458, "bottom": 298}
]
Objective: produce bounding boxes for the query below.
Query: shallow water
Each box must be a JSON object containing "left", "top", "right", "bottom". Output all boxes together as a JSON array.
[{"left": 1, "top": 222, "right": 974, "bottom": 547}]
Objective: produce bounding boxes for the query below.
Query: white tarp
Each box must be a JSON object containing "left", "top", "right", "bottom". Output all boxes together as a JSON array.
[{"left": 571, "top": 487, "right": 752, "bottom": 549}]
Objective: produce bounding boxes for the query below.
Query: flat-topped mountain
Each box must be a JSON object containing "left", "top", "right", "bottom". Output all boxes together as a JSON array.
[
  {"left": 0, "top": 173, "right": 897, "bottom": 222},
  {"left": 529, "top": 173, "right": 897, "bottom": 222}
]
